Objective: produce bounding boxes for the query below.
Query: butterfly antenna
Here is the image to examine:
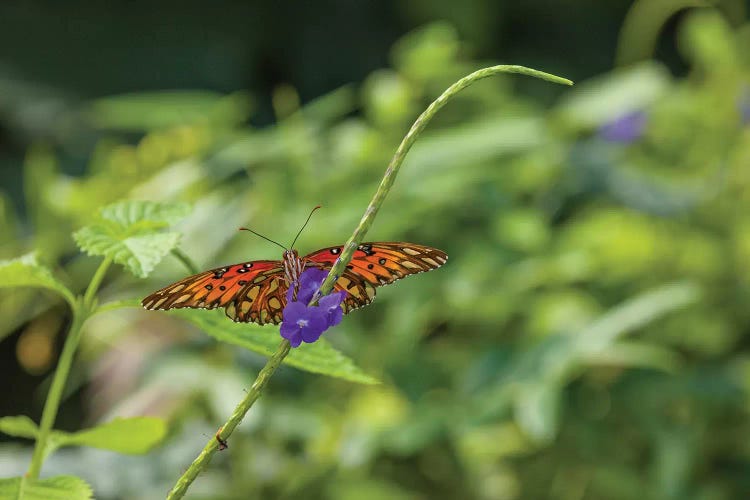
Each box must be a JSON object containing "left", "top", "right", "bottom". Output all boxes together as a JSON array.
[
  {"left": 238, "top": 227, "right": 287, "bottom": 251},
  {"left": 290, "top": 205, "right": 322, "bottom": 249}
]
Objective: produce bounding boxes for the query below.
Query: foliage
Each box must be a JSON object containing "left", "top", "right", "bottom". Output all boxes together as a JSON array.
[
  {"left": 73, "top": 201, "right": 191, "bottom": 278},
  {"left": 0, "top": 255, "right": 76, "bottom": 308},
  {"left": 172, "top": 309, "right": 378, "bottom": 384},
  {"left": 1, "top": 4, "right": 750, "bottom": 500},
  {"left": 0, "top": 475, "right": 93, "bottom": 500},
  {"left": 0, "top": 415, "right": 166, "bottom": 455},
  {"left": 0, "top": 194, "right": 378, "bottom": 497}
]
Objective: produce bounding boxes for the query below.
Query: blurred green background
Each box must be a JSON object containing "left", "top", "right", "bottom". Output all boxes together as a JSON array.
[{"left": 2, "top": 1, "right": 750, "bottom": 499}]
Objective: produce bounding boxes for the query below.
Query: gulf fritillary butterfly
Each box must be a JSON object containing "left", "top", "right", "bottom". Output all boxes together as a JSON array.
[{"left": 141, "top": 242, "right": 447, "bottom": 325}]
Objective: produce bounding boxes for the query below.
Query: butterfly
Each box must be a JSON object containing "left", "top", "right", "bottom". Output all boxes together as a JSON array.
[{"left": 141, "top": 242, "right": 447, "bottom": 325}]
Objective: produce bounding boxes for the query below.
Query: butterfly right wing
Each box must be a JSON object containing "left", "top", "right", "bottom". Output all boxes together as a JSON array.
[
  {"left": 141, "top": 260, "right": 288, "bottom": 325},
  {"left": 304, "top": 242, "right": 448, "bottom": 314}
]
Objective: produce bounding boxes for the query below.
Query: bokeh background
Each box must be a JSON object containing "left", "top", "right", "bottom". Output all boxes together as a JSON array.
[{"left": 2, "top": 1, "right": 750, "bottom": 499}]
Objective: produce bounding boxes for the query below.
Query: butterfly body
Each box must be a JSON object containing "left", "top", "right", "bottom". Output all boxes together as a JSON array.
[{"left": 142, "top": 242, "right": 447, "bottom": 325}]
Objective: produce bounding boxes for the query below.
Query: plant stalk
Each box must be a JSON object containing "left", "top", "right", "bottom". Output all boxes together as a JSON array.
[
  {"left": 166, "top": 339, "right": 291, "bottom": 500},
  {"left": 26, "top": 257, "right": 112, "bottom": 479},
  {"left": 171, "top": 248, "right": 201, "bottom": 275}
]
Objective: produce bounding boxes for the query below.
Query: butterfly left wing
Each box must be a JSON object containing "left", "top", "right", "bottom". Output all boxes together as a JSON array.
[
  {"left": 141, "top": 260, "right": 289, "bottom": 325},
  {"left": 304, "top": 242, "right": 448, "bottom": 313}
]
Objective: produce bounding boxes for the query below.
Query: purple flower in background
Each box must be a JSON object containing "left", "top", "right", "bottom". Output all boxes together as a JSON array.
[
  {"left": 281, "top": 268, "right": 347, "bottom": 347},
  {"left": 599, "top": 110, "right": 647, "bottom": 143}
]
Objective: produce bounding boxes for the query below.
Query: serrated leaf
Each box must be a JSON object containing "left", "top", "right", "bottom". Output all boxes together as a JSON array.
[
  {"left": 0, "top": 415, "right": 39, "bottom": 439},
  {"left": 50, "top": 417, "right": 167, "bottom": 454},
  {"left": 74, "top": 227, "right": 180, "bottom": 278},
  {"left": 73, "top": 201, "right": 192, "bottom": 278},
  {"left": 171, "top": 309, "right": 379, "bottom": 385},
  {"left": 0, "top": 254, "right": 76, "bottom": 308},
  {"left": 0, "top": 475, "right": 93, "bottom": 500},
  {"left": 99, "top": 200, "right": 191, "bottom": 227}
]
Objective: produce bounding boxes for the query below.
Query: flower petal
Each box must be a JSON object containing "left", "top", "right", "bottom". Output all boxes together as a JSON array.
[
  {"left": 300, "top": 313, "right": 328, "bottom": 343},
  {"left": 319, "top": 291, "right": 346, "bottom": 327},
  {"left": 282, "top": 301, "right": 307, "bottom": 323},
  {"left": 280, "top": 320, "right": 302, "bottom": 347},
  {"left": 280, "top": 269, "right": 347, "bottom": 347},
  {"left": 299, "top": 268, "right": 328, "bottom": 288},
  {"left": 297, "top": 268, "right": 329, "bottom": 304},
  {"left": 281, "top": 302, "right": 312, "bottom": 348}
]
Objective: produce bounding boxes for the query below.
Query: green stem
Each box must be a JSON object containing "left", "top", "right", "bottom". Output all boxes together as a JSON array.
[
  {"left": 171, "top": 248, "right": 200, "bottom": 275},
  {"left": 83, "top": 257, "right": 112, "bottom": 309},
  {"left": 615, "top": 0, "right": 709, "bottom": 66},
  {"left": 166, "top": 339, "right": 291, "bottom": 500},
  {"left": 92, "top": 298, "right": 142, "bottom": 316},
  {"left": 165, "top": 64, "right": 572, "bottom": 499},
  {"left": 316, "top": 65, "right": 571, "bottom": 296},
  {"left": 26, "top": 257, "right": 112, "bottom": 480}
]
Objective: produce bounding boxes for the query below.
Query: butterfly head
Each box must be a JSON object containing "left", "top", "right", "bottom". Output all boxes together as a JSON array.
[{"left": 283, "top": 249, "right": 300, "bottom": 261}]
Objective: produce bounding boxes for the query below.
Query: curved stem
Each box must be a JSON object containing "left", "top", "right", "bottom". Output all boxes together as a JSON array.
[
  {"left": 27, "top": 257, "right": 112, "bottom": 479},
  {"left": 615, "top": 0, "right": 709, "bottom": 66},
  {"left": 83, "top": 257, "right": 112, "bottom": 309},
  {"left": 165, "top": 64, "right": 572, "bottom": 500},
  {"left": 92, "top": 298, "right": 141, "bottom": 316},
  {"left": 171, "top": 248, "right": 200, "bottom": 275},
  {"left": 166, "top": 339, "right": 291, "bottom": 500},
  {"left": 315, "top": 65, "right": 571, "bottom": 296}
]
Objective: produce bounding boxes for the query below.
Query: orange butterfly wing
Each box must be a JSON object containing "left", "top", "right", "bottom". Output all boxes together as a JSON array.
[
  {"left": 304, "top": 242, "right": 448, "bottom": 313},
  {"left": 141, "top": 260, "right": 289, "bottom": 325}
]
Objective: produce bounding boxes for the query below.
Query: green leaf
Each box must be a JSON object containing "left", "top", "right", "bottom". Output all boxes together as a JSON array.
[
  {"left": 99, "top": 200, "right": 191, "bottom": 227},
  {"left": 50, "top": 417, "right": 167, "bottom": 455},
  {"left": 580, "top": 340, "right": 682, "bottom": 373},
  {"left": 513, "top": 381, "right": 561, "bottom": 445},
  {"left": 478, "top": 283, "right": 699, "bottom": 422},
  {"left": 574, "top": 282, "right": 701, "bottom": 354},
  {"left": 93, "top": 298, "right": 142, "bottom": 315},
  {"left": 0, "top": 475, "right": 93, "bottom": 500},
  {"left": 171, "top": 309, "right": 379, "bottom": 385},
  {"left": 73, "top": 201, "right": 191, "bottom": 278},
  {"left": 74, "top": 227, "right": 180, "bottom": 278},
  {"left": 0, "top": 415, "right": 39, "bottom": 439},
  {"left": 0, "top": 254, "right": 76, "bottom": 308}
]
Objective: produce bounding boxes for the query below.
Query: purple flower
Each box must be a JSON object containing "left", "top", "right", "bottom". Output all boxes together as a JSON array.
[
  {"left": 286, "top": 267, "right": 328, "bottom": 304},
  {"left": 599, "top": 110, "right": 647, "bottom": 143},
  {"left": 280, "top": 302, "right": 328, "bottom": 347},
  {"left": 281, "top": 268, "right": 347, "bottom": 348},
  {"left": 320, "top": 292, "right": 345, "bottom": 327}
]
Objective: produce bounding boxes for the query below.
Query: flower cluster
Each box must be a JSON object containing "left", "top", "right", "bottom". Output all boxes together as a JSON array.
[{"left": 280, "top": 268, "right": 346, "bottom": 348}]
